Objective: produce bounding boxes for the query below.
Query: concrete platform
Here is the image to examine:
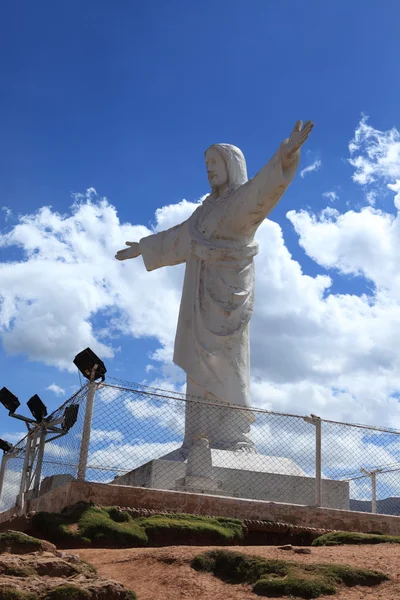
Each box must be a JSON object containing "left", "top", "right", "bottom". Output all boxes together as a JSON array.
[{"left": 2, "top": 481, "right": 400, "bottom": 537}]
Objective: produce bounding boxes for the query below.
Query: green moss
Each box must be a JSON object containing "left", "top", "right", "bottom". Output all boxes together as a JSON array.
[
  {"left": 136, "top": 513, "right": 243, "bottom": 545},
  {"left": 3, "top": 565, "right": 36, "bottom": 578},
  {"left": 312, "top": 531, "right": 400, "bottom": 546},
  {"left": 43, "top": 586, "right": 90, "bottom": 600},
  {"left": 192, "top": 550, "right": 288, "bottom": 583},
  {"left": 78, "top": 507, "right": 147, "bottom": 547},
  {"left": 315, "top": 563, "right": 389, "bottom": 586},
  {"left": 104, "top": 507, "right": 131, "bottom": 523},
  {"left": 0, "top": 588, "right": 38, "bottom": 600},
  {"left": 30, "top": 506, "right": 147, "bottom": 548},
  {"left": 253, "top": 577, "right": 336, "bottom": 598},
  {"left": 0, "top": 532, "right": 42, "bottom": 554},
  {"left": 192, "top": 549, "right": 389, "bottom": 598},
  {"left": 30, "top": 506, "right": 243, "bottom": 548},
  {"left": 121, "top": 592, "right": 137, "bottom": 600}
]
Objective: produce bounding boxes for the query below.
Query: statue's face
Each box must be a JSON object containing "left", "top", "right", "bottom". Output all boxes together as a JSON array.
[{"left": 205, "top": 148, "right": 228, "bottom": 189}]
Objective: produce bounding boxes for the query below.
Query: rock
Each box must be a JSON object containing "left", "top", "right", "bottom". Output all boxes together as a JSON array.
[
  {"left": 294, "top": 548, "right": 312, "bottom": 554},
  {"left": 0, "top": 538, "right": 137, "bottom": 599},
  {"left": 0, "top": 531, "right": 56, "bottom": 555},
  {"left": 278, "top": 544, "right": 293, "bottom": 551}
]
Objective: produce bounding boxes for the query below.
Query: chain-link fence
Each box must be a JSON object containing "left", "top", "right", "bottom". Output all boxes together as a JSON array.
[{"left": 1, "top": 378, "right": 400, "bottom": 517}]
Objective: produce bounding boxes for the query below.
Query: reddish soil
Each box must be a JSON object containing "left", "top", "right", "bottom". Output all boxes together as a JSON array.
[{"left": 77, "top": 544, "right": 400, "bottom": 599}]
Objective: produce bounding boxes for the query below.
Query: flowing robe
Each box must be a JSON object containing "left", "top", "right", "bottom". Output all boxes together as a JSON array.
[{"left": 139, "top": 141, "right": 299, "bottom": 447}]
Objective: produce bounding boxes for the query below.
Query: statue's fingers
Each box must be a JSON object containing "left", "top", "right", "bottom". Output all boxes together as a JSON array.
[
  {"left": 125, "top": 241, "right": 135, "bottom": 246},
  {"left": 300, "top": 126, "right": 313, "bottom": 141},
  {"left": 302, "top": 120, "right": 314, "bottom": 131},
  {"left": 292, "top": 120, "right": 302, "bottom": 133}
]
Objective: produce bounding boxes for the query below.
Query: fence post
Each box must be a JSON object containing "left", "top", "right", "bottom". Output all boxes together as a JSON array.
[
  {"left": 361, "top": 468, "right": 381, "bottom": 514},
  {"left": 77, "top": 380, "right": 97, "bottom": 481},
  {"left": 16, "top": 428, "right": 38, "bottom": 513},
  {"left": 303, "top": 414, "right": 322, "bottom": 507},
  {"left": 0, "top": 453, "right": 8, "bottom": 503},
  {"left": 32, "top": 428, "right": 46, "bottom": 497}
]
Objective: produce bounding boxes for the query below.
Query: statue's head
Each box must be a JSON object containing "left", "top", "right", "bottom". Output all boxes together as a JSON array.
[{"left": 205, "top": 144, "right": 248, "bottom": 191}]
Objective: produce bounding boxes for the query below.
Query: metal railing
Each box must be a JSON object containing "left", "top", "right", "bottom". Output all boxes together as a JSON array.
[{"left": 1, "top": 378, "right": 400, "bottom": 517}]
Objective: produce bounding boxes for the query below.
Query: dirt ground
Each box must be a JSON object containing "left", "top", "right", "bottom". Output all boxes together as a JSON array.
[{"left": 77, "top": 544, "right": 400, "bottom": 599}]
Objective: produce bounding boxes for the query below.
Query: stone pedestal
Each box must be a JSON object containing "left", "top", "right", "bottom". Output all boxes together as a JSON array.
[{"left": 175, "top": 437, "right": 226, "bottom": 495}]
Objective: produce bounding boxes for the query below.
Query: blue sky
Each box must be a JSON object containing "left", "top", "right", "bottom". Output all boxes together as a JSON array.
[{"left": 1, "top": 0, "right": 400, "bottom": 467}]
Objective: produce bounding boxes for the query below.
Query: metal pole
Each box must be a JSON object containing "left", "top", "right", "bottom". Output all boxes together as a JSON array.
[
  {"left": 16, "top": 431, "right": 33, "bottom": 512},
  {"left": 303, "top": 414, "right": 322, "bottom": 507},
  {"left": 32, "top": 428, "right": 46, "bottom": 497},
  {"left": 0, "top": 453, "right": 8, "bottom": 502},
  {"left": 371, "top": 472, "right": 377, "bottom": 514},
  {"left": 77, "top": 380, "right": 97, "bottom": 481},
  {"left": 360, "top": 467, "right": 381, "bottom": 514},
  {"left": 315, "top": 417, "right": 322, "bottom": 507}
]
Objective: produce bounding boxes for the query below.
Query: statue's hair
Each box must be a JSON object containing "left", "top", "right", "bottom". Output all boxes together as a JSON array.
[{"left": 205, "top": 143, "right": 248, "bottom": 190}]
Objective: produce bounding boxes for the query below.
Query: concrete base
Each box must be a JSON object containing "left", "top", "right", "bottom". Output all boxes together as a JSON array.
[
  {"left": 113, "top": 449, "right": 349, "bottom": 510},
  {"left": 2, "top": 481, "right": 400, "bottom": 536},
  {"left": 175, "top": 475, "right": 231, "bottom": 496}
]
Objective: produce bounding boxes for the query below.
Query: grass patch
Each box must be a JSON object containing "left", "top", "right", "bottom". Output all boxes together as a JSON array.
[
  {"left": 0, "top": 532, "right": 43, "bottom": 555},
  {"left": 29, "top": 506, "right": 242, "bottom": 548},
  {"left": 3, "top": 565, "right": 36, "bottom": 578},
  {"left": 136, "top": 513, "right": 243, "bottom": 546},
  {"left": 43, "top": 586, "right": 90, "bottom": 600},
  {"left": 315, "top": 563, "right": 388, "bottom": 586},
  {"left": 192, "top": 549, "right": 288, "bottom": 583},
  {"left": 30, "top": 506, "right": 147, "bottom": 548},
  {"left": 253, "top": 577, "right": 336, "bottom": 598},
  {"left": 0, "top": 588, "right": 38, "bottom": 600},
  {"left": 312, "top": 531, "right": 400, "bottom": 546},
  {"left": 192, "top": 549, "right": 389, "bottom": 598}
]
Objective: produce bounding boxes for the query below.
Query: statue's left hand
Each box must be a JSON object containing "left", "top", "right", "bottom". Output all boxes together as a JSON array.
[
  {"left": 115, "top": 241, "right": 141, "bottom": 261},
  {"left": 282, "top": 120, "right": 314, "bottom": 167}
]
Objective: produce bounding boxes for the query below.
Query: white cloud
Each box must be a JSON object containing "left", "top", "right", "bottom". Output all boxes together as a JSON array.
[
  {"left": 47, "top": 384, "right": 65, "bottom": 396},
  {"left": 0, "top": 431, "right": 26, "bottom": 445},
  {"left": 300, "top": 159, "right": 321, "bottom": 178},
  {"left": 1, "top": 207, "right": 12, "bottom": 221},
  {"left": 349, "top": 115, "right": 400, "bottom": 186},
  {"left": 0, "top": 189, "right": 193, "bottom": 370},
  {"left": 90, "top": 428, "right": 124, "bottom": 443},
  {"left": 322, "top": 191, "right": 338, "bottom": 203},
  {"left": 88, "top": 441, "right": 179, "bottom": 474},
  {"left": 388, "top": 180, "right": 400, "bottom": 209},
  {"left": 124, "top": 398, "right": 184, "bottom": 435}
]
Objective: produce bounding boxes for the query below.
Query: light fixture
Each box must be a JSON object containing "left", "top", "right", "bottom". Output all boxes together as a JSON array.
[
  {"left": 0, "top": 438, "right": 13, "bottom": 453},
  {"left": 62, "top": 404, "right": 79, "bottom": 431},
  {"left": 73, "top": 348, "right": 107, "bottom": 382},
  {"left": 27, "top": 394, "right": 48, "bottom": 423},
  {"left": 0, "top": 387, "right": 20, "bottom": 414}
]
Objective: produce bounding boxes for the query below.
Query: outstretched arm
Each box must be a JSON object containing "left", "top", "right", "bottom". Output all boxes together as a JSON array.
[
  {"left": 115, "top": 219, "right": 190, "bottom": 271},
  {"left": 234, "top": 120, "right": 314, "bottom": 233}
]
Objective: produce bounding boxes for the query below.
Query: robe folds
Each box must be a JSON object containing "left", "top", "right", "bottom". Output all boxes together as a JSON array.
[{"left": 139, "top": 141, "right": 299, "bottom": 413}]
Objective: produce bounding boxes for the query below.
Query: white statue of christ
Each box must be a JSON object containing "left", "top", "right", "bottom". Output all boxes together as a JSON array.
[{"left": 116, "top": 120, "right": 314, "bottom": 457}]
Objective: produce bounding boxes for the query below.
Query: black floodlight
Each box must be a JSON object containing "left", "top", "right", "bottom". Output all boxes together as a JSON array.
[
  {"left": 62, "top": 404, "right": 79, "bottom": 431},
  {"left": 0, "top": 387, "right": 20, "bottom": 414},
  {"left": 73, "top": 348, "right": 107, "bottom": 382},
  {"left": 27, "top": 394, "right": 48, "bottom": 423},
  {"left": 0, "top": 438, "right": 13, "bottom": 453}
]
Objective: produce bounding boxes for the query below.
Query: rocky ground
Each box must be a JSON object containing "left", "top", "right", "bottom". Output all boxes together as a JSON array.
[
  {"left": 0, "top": 531, "right": 137, "bottom": 599},
  {"left": 77, "top": 543, "right": 400, "bottom": 600}
]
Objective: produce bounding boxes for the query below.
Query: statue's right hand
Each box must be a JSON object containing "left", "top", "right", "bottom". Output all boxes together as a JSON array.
[{"left": 115, "top": 241, "right": 141, "bottom": 261}]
